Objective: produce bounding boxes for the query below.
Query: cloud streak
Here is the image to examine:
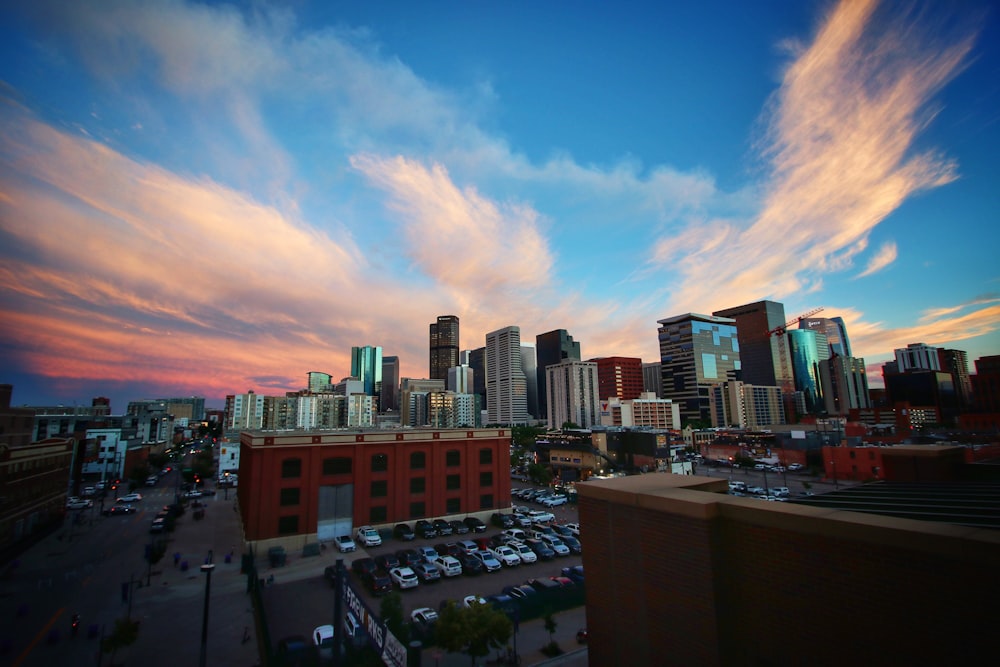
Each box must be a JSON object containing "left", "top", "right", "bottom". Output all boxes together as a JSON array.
[{"left": 857, "top": 241, "right": 898, "bottom": 278}]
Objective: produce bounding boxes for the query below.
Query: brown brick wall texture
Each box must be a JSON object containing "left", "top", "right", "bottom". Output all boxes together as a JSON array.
[{"left": 580, "top": 483, "right": 1000, "bottom": 667}]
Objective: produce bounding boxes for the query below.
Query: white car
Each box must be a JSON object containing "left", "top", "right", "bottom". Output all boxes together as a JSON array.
[
  {"left": 462, "top": 595, "right": 487, "bottom": 608},
  {"left": 541, "top": 495, "right": 568, "bottom": 507},
  {"left": 490, "top": 545, "right": 522, "bottom": 567},
  {"left": 527, "top": 510, "right": 555, "bottom": 524},
  {"left": 355, "top": 525, "right": 382, "bottom": 547},
  {"left": 334, "top": 534, "right": 356, "bottom": 553},
  {"left": 119, "top": 492, "right": 143, "bottom": 502},
  {"left": 411, "top": 607, "right": 439, "bottom": 625},
  {"left": 418, "top": 545, "right": 440, "bottom": 563},
  {"left": 772, "top": 487, "right": 790, "bottom": 497},
  {"left": 389, "top": 566, "right": 419, "bottom": 589},
  {"left": 788, "top": 463, "right": 805, "bottom": 471},
  {"left": 434, "top": 555, "right": 463, "bottom": 577},
  {"left": 66, "top": 497, "right": 92, "bottom": 510},
  {"left": 474, "top": 549, "right": 502, "bottom": 572},
  {"left": 508, "top": 541, "right": 538, "bottom": 564},
  {"left": 183, "top": 490, "right": 202, "bottom": 499},
  {"left": 561, "top": 523, "right": 581, "bottom": 537},
  {"left": 501, "top": 528, "right": 528, "bottom": 543}
]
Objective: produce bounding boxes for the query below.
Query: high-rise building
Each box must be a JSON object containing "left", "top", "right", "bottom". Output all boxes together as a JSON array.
[
  {"left": 486, "top": 326, "right": 528, "bottom": 425},
  {"left": 938, "top": 349, "right": 972, "bottom": 409},
  {"left": 468, "top": 346, "right": 487, "bottom": 406},
  {"left": 713, "top": 300, "right": 793, "bottom": 393},
  {"left": 546, "top": 360, "right": 600, "bottom": 429},
  {"left": 536, "top": 330, "right": 581, "bottom": 420},
  {"left": 708, "top": 381, "right": 785, "bottom": 429},
  {"left": 429, "top": 315, "right": 460, "bottom": 381},
  {"left": 225, "top": 390, "right": 264, "bottom": 431},
  {"left": 641, "top": 362, "right": 662, "bottom": 398},
  {"left": 819, "top": 355, "right": 871, "bottom": 415},
  {"left": 800, "top": 316, "right": 853, "bottom": 357},
  {"left": 350, "top": 345, "right": 383, "bottom": 401},
  {"left": 787, "top": 329, "right": 823, "bottom": 415},
  {"left": 520, "top": 343, "right": 539, "bottom": 419},
  {"left": 600, "top": 393, "right": 680, "bottom": 429},
  {"left": 895, "top": 343, "right": 941, "bottom": 372},
  {"left": 307, "top": 371, "right": 332, "bottom": 393},
  {"left": 447, "top": 365, "right": 474, "bottom": 394},
  {"left": 400, "top": 378, "right": 446, "bottom": 427},
  {"left": 381, "top": 356, "right": 400, "bottom": 412},
  {"left": 971, "top": 355, "right": 1000, "bottom": 413},
  {"left": 592, "top": 356, "right": 644, "bottom": 401},
  {"left": 657, "top": 313, "right": 741, "bottom": 425}
]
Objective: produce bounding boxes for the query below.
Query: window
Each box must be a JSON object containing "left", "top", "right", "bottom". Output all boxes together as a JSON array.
[
  {"left": 279, "top": 488, "right": 300, "bottom": 506},
  {"left": 849, "top": 451, "right": 856, "bottom": 459},
  {"left": 410, "top": 502, "right": 426, "bottom": 519},
  {"left": 479, "top": 494, "right": 494, "bottom": 510},
  {"left": 446, "top": 497, "right": 461, "bottom": 514},
  {"left": 410, "top": 477, "right": 425, "bottom": 494},
  {"left": 371, "top": 453, "right": 388, "bottom": 472},
  {"left": 410, "top": 452, "right": 426, "bottom": 470},
  {"left": 369, "top": 506, "right": 387, "bottom": 523},
  {"left": 446, "top": 474, "right": 461, "bottom": 490},
  {"left": 446, "top": 450, "right": 461, "bottom": 467},
  {"left": 277, "top": 515, "right": 299, "bottom": 535},
  {"left": 323, "top": 457, "right": 352, "bottom": 475},
  {"left": 479, "top": 448, "right": 493, "bottom": 465},
  {"left": 479, "top": 472, "right": 493, "bottom": 487},
  {"left": 281, "top": 458, "right": 302, "bottom": 479},
  {"left": 371, "top": 480, "right": 388, "bottom": 498}
]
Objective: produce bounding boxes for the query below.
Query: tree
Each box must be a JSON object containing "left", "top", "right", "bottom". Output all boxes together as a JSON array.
[
  {"left": 435, "top": 602, "right": 512, "bottom": 666},
  {"left": 101, "top": 616, "right": 140, "bottom": 665},
  {"left": 561, "top": 421, "right": 581, "bottom": 430},
  {"left": 541, "top": 610, "right": 562, "bottom": 657},
  {"left": 527, "top": 463, "right": 552, "bottom": 486},
  {"left": 379, "top": 591, "right": 409, "bottom": 645}
]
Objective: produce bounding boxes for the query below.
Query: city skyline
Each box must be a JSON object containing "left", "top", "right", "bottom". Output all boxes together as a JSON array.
[{"left": 1, "top": 0, "right": 998, "bottom": 408}]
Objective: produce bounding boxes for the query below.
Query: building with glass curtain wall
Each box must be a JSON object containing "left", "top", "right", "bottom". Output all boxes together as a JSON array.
[
  {"left": 350, "top": 345, "right": 383, "bottom": 402},
  {"left": 430, "top": 315, "right": 460, "bottom": 381},
  {"left": 787, "top": 329, "right": 822, "bottom": 414},
  {"left": 713, "top": 300, "right": 794, "bottom": 393},
  {"left": 657, "top": 313, "right": 741, "bottom": 425}
]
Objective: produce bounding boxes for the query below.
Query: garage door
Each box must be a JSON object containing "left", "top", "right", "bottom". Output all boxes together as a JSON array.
[{"left": 317, "top": 483, "right": 354, "bottom": 543}]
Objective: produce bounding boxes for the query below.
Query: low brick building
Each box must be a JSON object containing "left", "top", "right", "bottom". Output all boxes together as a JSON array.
[
  {"left": 578, "top": 473, "right": 999, "bottom": 666},
  {"left": 238, "top": 428, "right": 511, "bottom": 550}
]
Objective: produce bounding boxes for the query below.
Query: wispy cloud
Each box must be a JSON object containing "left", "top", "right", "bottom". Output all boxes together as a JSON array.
[{"left": 857, "top": 241, "right": 898, "bottom": 278}]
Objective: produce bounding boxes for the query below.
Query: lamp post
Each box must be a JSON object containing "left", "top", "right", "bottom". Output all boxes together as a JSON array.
[
  {"left": 199, "top": 563, "right": 215, "bottom": 667},
  {"left": 830, "top": 459, "right": 839, "bottom": 489}
]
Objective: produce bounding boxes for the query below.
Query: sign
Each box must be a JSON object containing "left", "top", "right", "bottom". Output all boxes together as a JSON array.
[{"left": 342, "top": 578, "right": 406, "bottom": 667}]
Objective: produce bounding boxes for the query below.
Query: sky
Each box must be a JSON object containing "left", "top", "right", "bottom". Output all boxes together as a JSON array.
[{"left": 1, "top": 0, "right": 998, "bottom": 410}]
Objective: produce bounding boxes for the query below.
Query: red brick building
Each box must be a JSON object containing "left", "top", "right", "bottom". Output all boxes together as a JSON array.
[
  {"left": 238, "top": 428, "right": 511, "bottom": 549},
  {"left": 592, "top": 356, "right": 644, "bottom": 401}
]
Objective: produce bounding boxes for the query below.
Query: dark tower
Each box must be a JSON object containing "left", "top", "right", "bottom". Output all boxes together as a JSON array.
[{"left": 429, "top": 315, "right": 460, "bottom": 382}]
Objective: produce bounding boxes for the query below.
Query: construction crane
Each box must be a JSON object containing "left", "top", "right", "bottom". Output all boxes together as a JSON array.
[{"left": 766, "top": 307, "right": 824, "bottom": 391}]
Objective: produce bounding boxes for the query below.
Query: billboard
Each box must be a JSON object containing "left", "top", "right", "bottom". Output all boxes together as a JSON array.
[{"left": 342, "top": 577, "right": 407, "bottom": 667}]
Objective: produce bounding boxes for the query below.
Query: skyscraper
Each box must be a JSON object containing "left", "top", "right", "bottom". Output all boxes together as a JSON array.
[
  {"left": 350, "top": 345, "right": 383, "bottom": 401},
  {"left": 380, "top": 356, "right": 400, "bottom": 412},
  {"left": 895, "top": 343, "right": 941, "bottom": 372},
  {"left": 520, "top": 343, "right": 539, "bottom": 419},
  {"left": 657, "top": 313, "right": 741, "bottom": 425},
  {"left": 800, "top": 316, "right": 853, "bottom": 357},
  {"left": 592, "top": 356, "right": 644, "bottom": 401},
  {"left": 787, "top": 329, "right": 822, "bottom": 414},
  {"left": 429, "top": 315, "right": 460, "bottom": 381},
  {"left": 535, "top": 329, "right": 581, "bottom": 421},
  {"left": 713, "top": 300, "right": 793, "bottom": 393},
  {"left": 468, "top": 346, "right": 487, "bottom": 408},
  {"left": 546, "top": 360, "right": 600, "bottom": 429},
  {"left": 307, "top": 371, "right": 332, "bottom": 393},
  {"left": 486, "top": 326, "right": 528, "bottom": 425}
]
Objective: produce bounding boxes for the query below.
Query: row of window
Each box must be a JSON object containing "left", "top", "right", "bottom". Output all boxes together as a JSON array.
[
  {"left": 281, "top": 448, "right": 496, "bottom": 479},
  {"left": 279, "top": 472, "right": 495, "bottom": 507},
  {"left": 276, "top": 494, "right": 496, "bottom": 535}
]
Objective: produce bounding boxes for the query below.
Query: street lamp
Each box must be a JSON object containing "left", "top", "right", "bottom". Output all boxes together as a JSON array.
[{"left": 199, "top": 563, "right": 215, "bottom": 667}]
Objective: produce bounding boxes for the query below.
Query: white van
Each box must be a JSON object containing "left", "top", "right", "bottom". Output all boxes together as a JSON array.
[{"left": 728, "top": 480, "right": 747, "bottom": 492}]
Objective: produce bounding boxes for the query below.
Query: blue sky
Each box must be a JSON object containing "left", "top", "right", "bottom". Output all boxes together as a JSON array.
[{"left": 1, "top": 0, "right": 998, "bottom": 409}]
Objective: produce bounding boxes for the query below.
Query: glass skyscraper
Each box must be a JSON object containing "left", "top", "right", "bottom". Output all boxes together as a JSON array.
[
  {"left": 429, "top": 315, "right": 460, "bottom": 381},
  {"left": 787, "top": 329, "right": 822, "bottom": 414},
  {"left": 350, "top": 345, "right": 383, "bottom": 401}
]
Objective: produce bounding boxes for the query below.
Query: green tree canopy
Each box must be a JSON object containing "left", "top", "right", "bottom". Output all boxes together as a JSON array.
[{"left": 434, "top": 602, "right": 512, "bottom": 665}]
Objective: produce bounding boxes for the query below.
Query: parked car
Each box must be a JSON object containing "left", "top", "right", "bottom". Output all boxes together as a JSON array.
[
  {"left": 457, "top": 540, "right": 479, "bottom": 555},
  {"left": 435, "top": 543, "right": 462, "bottom": 558},
  {"left": 66, "top": 497, "right": 92, "bottom": 510},
  {"left": 788, "top": 463, "right": 805, "bottom": 471},
  {"left": 394, "top": 523, "right": 415, "bottom": 541},
  {"left": 457, "top": 552, "right": 484, "bottom": 576},
  {"left": 541, "top": 495, "right": 568, "bottom": 507},
  {"left": 502, "top": 584, "right": 539, "bottom": 600},
  {"left": 334, "top": 534, "right": 356, "bottom": 553},
  {"left": 414, "top": 519, "right": 437, "bottom": 539},
  {"left": 433, "top": 519, "right": 453, "bottom": 536},
  {"left": 349, "top": 558, "right": 377, "bottom": 580},
  {"left": 364, "top": 570, "right": 393, "bottom": 596},
  {"left": 489, "top": 544, "right": 522, "bottom": 567},
  {"left": 412, "top": 561, "right": 441, "bottom": 583},
  {"left": 772, "top": 486, "right": 790, "bottom": 497},
  {"left": 462, "top": 594, "right": 487, "bottom": 608},
  {"left": 527, "top": 510, "right": 555, "bottom": 524},
  {"left": 474, "top": 549, "right": 502, "bottom": 572},
  {"left": 508, "top": 541, "right": 538, "bottom": 564},
  {"left": 449, "top": 519, "right": 470, "bottom": 535},
  {"left": 559, "top": 535, "right": 582, "bottom": 554},
  {"left": 746, "top": 486, "right": 765, "bottom": 495},
  {"left": 463, "top": 516, "right": 487, "bottom": 533},
  {"left": 540, "top": 535, "right": 571, "bottom": 556},
  {"left": 526, "top": 577, "right": 561, "bottom": 593},
  {"left": 389, "top": 566, "right": 419, "bottom": 589},
  {"left": 149, "top": 517, "right": 165, "bottom": 533},
  {"left": 561, "top": 565, "right": 585, "bottom": 583},
  {"left": 411, "top": 607, "right": 439, "bottom": 626},
  {"left": 417, "top": 545, "right": 440, "bottom": 563},
  {"left": 396, "top": 548, "right": 422, "bottom": 568},
  {"left": 525, "top": 538, "right": 555, "bottom": 560},
  {"left": 491, "top": 512, "right": 514, "bottom": 528},
  {"left": 375, "top": 553, "right": 401, "bottom": 572},
  {"left": 356, "top": 525, "right": 382, "bottom": 547},
  {"left": 434, "top": 555, "right": 463, "bottom": 577},
  {"left": 502, "top": 528, "right": 528, "bottom": 543}
]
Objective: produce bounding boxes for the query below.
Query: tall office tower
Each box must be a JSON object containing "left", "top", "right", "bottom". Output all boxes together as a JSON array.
[
  {"left": 657, "top": 313, "right": 741, "bottom": 425},
  {"left": 819, "top": 356, "right": 872, "bottom": 415},
  {"left": 400, "top": 378, "right": 446, "bottom": 426},
  {"left": 521, "top": 343, "right": 539, "bottom": 419},
  {"left": 938, "top": 349, "right": 972, "bottom": 409},
  {"left": 307, "top": 371, "right": 332, "bottom": 393},
  {"left": 642, "top": 362, "right": 663, "bottom": 398},
  {"left": 895, "top": 343, "right": 941, "bottom": 371},
  {"left": 546, "top": 360, "right": 600, "bottom": 429},
  {"left": 381, "top": 356, "right": 400, "bottom": 412},
  {"left": 486, "top": 326, "right": 528, "bottom": 425},
  {"left": 787, "top": 329, "right": 823, "bottom": 414},
  {"left": 429, "top": 315, "right": 460, "bottom": 381},
  {"left": 536, "top": 329, "right": 581, "bottom": 422},
  {"left": 468, "top": 347, "right": 487, "bottom": 404},
  {"left": 713, "top": 300, "right": 794, "bottom": 393},
  {"left": 800, "top": 316, "right": 853, "bottom": 357},
  {"left": 350, "top": 345, "right": 383, "bottom": 401},
  {"left": 447, "top": 365, "right": 474, "bottom": 394},
  {"left": 708, "top": 381, "right": 786, "bottom": 429},
  {"left": 593, "top": 356, "right": 644, "bottom": 401}
]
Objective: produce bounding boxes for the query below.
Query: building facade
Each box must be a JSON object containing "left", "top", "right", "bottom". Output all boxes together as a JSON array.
[
  {"left": 641, "top": 362, "right": 662, "bottom": 398},
  {"left": 381, "top": 356, "right": 400, "bottom": 413},
  {"left": 787, "top": 328, "right": 823, "bottom": 415},
  {"left": 351, "top": 345, "right": 383, "bottom": 402},
  {"left": 819, "top": 355, "right": 872, "bottom": 415},
  {"left": 225, "top": 391, "right": 265, "bottom": 431},
  {"left": 486, "top": 326, "right": 528, "bottom": 425},
  {"left": 800, "top": 316, "right": 853, "bottom": 357},
  {"left": 657, "top": 313, "right": 741, "bottom": 425},
  {"left": 600, "top": 393, "right": 680, "bottom": 429},
  {"left": 520, "top": 343, "right": 539, "bottom": 420},
  {"left": 593, "top": 356, "right": 644, "bottom": 401},
  {"left": 429, "top": 315, "right": 460, "bottom": 382},
  {"left": 546, "top": 360, "right": 600, "bottom": 429},
  {"left": 238, "top": 428, "right": 512, "bottom": 548},
  {"left": 713, "top": 300, "right": 794, "bottom": 393},
  {"left": 708, "top": 381, "right": 785, "bottom": 429},
  {"left": 895, "top": 342, "right": 940, "bottom": 372},
  {"left": 535, "top": 329, "right": 581, "bottom": 422}
]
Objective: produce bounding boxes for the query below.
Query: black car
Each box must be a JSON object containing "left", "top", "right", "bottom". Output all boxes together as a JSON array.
[
  {"left": 449, "top": 520, "right": 470, "bottom": 535},
  {"left": 463, "top": 516, "right": 487, "bottom": 533},
  {"left": 435, "top": 543, "right": 461, "bottom": 558},
  {"left": 364, "top": 570, "right": 393, "bottom": 596},
  {"left": 560, "top": 535, "right": 583, "bottom": 555},
  {"left": 103, "top": 504, "right": 135, "bottom": 516},
  {"left": 491, "top": 512, "right": 514, "bottom": 529},
  {"left": 561, "top": 565, "right": 585, "bottom": 583},
  {"left": 394, "top": 523, "right": 415, "bottom": 541},
  {"left": 414, "top": 520, "right": 437, "bottom": 539},
  {"left": 525, "top": 538, "right": 555, "bottom": 560},
  {"left": 502, "top": 584, "right": 539, "bottom": 600},
  {"left": 433, "top": 519, "right": 453, "bottom": 536},
  {"left": 456, "top": 552, "right": 484, "bottom": 576},
  {"left": 396, "top": 548, "right": 422, "bottom": 568},
  {"left": 350, "top": 558, "right": 377, "bottom": 579},
  {"left": 375, "top": 553, "right": 401, "bottom": 572}
]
